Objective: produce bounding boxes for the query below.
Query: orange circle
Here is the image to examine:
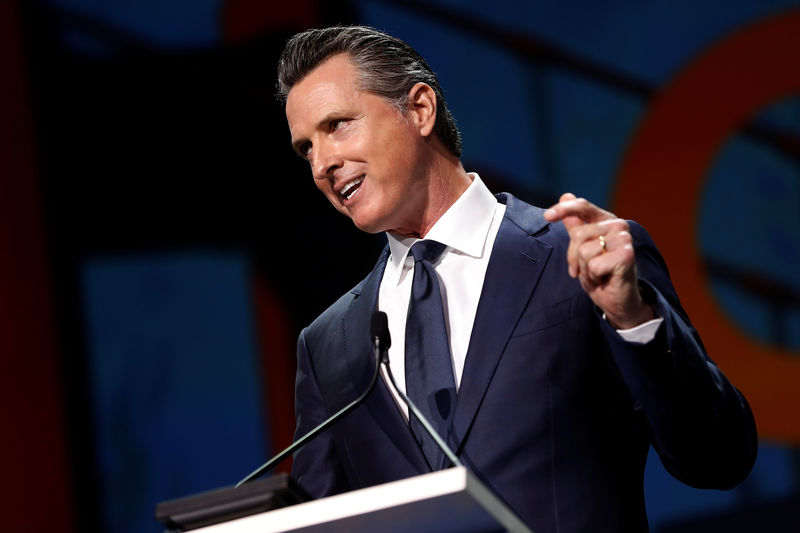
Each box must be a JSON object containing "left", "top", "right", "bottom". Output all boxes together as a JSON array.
[{"left": 614, "top": 10, "right": 800, "bottom": 443}]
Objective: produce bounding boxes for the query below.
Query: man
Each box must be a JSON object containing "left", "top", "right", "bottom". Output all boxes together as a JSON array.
[{"left": 278, "top": 26, "right": 757, "bottom": 532}]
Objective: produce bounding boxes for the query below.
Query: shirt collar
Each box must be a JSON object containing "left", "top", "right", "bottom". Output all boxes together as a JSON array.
[{"left": 384, "top": 173, "right": 498, "bottom": 285}]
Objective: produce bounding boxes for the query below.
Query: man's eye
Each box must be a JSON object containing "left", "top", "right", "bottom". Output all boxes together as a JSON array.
[
  {"left": 298, "top": 142, "right": 311, "bottom": 158},
  {"left": 331, "top": 119, "right": 347, "bottom": 131}
]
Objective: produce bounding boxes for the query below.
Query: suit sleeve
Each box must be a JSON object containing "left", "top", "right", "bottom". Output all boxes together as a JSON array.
[
  {"left": 290, "top": 328, "right": 351, "bottom": 498},
  {"left": 600, "top": 221, "right": 758, "bottom": 490}
]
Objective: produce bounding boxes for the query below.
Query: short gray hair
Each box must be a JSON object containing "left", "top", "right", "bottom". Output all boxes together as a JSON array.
[{"left": 277, "top": 25, "right": 462, "bottom": 158}]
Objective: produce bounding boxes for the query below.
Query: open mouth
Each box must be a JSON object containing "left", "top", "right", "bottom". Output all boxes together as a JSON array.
[{"left": 340, "top": 176, "right": 364, "bottom": 201}]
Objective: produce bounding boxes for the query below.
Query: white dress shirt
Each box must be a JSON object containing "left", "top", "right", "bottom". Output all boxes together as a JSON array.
[{"left": 378, "top": 173, "right": 504, "bottom": 416}]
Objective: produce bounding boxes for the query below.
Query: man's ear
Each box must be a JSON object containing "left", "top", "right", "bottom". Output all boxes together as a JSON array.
[{"left": 407, "top": 82, "right": 437, "bottom": 137}]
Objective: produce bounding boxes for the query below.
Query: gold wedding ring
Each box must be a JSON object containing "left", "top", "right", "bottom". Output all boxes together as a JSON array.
[{"left": 598, "top": 235, "right": 607, "bottom": 253}]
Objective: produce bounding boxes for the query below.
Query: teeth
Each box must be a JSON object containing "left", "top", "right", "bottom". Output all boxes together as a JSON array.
[{"left": 341, "top": 177, "right": 364, "bottom": 200}]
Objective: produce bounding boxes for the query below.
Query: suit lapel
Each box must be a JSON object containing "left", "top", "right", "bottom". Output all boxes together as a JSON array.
[
  {"left": 449, "top": 196, "right": 553, "bottom": 453},
  {"left": 339, "top": 247, "right": 429, "bottom": 473}
]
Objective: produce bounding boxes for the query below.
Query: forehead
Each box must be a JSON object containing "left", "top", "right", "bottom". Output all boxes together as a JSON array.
[{"left": 285, "top": 55, "right": 361, "bottom": 128}]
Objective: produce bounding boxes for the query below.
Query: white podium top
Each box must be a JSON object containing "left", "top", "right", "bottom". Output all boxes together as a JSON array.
[{"left": 194, "top": 467, "right": 532, "bottom": 533}]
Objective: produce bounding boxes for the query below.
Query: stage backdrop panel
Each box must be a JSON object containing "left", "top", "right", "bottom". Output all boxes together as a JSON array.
[{"left": 81, "top": 250, "right": 268, "bottom": 533}]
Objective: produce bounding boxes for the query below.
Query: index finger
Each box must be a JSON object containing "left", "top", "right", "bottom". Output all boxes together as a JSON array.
[{"left": 543, "top": 194, "right": 615, "bottom": 227}]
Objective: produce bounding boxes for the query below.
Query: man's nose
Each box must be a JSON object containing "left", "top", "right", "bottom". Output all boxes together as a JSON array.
[{"left": 311, "top": 143, "right": 343, "bottom": 180}]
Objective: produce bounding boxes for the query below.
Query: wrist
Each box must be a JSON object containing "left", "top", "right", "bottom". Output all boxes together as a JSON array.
[
  {"left": 605, "top": 302, "right": 656, "bottom": 330},
  {"left": 603, "top": 282, "right": 657, "bottom": 329}
]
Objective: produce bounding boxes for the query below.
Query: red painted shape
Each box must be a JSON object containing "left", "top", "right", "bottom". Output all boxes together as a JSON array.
[
  {"left": 0, "top": 0, "right": 74, "bottom": 528},
  {"left": 252, "top": 275, "right": 296, "bottom": 472},
  {"left": 221, "top": 0, "right": 320, "bottom": 45},
  {"left": 614, "top": 9, "right": 800, "bottom": 444}
]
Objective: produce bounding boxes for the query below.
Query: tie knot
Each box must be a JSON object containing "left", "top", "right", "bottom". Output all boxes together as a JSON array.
[{"left": 410, "top": 240, "right": 447, "bottom": 264}]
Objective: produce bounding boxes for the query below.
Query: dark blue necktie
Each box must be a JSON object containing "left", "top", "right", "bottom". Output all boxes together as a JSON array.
[{"left": 405, "top": 240, "right": 456, "bottom": 470}]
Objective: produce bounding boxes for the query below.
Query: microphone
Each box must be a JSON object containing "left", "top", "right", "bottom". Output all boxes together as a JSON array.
[
  {"left": 370, "top": 309, "right": 391, "bottom": 356},
  {"left": 236, "top": 318, "right": 385, "bottom": 487},
  {"left": 371, "top": 311, "right": 462, "bottom": 469}
]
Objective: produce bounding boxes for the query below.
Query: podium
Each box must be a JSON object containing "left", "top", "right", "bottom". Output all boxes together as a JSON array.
[{"left": 162, "top": 467, "right": 532, "bottom": 533}]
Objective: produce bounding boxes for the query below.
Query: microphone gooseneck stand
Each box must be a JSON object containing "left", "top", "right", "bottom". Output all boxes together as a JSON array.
[
  {"left": 236, "top": 330, "right": 383, "bottom": 487},
  {"left": 237, "top": 310, "right": 462, "bottom": 487}
]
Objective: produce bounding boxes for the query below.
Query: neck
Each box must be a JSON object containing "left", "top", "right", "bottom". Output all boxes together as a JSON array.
[{"left": 392, "top": 150, "right": 472, "bottom": 239}]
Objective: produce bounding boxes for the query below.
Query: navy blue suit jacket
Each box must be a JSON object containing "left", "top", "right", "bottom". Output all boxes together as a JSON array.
[{"left": 291, "top": 193, "right": 757, "bottom": 532}]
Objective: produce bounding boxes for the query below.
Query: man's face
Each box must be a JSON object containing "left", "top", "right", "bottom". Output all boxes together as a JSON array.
[{"left": 285, "top": 54, "right": 431, "bottom": 236}]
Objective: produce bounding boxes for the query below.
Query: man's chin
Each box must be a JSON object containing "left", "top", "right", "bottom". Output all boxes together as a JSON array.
[{"left": 350, "top": 217, "right": 385, "bottom": 235}]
